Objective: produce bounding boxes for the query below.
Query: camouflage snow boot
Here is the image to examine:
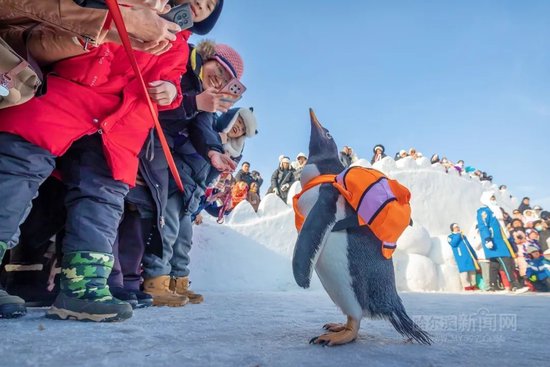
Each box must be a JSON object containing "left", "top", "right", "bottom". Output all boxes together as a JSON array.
[
  {"left": 171, "top": 276, "right": 204, "bottom": 304},
  {"left": 46, "top": 252, "right": 133, "bottom": 322},
  {"left": 0, "top": 241, "right": 27, "bottom": 318}
]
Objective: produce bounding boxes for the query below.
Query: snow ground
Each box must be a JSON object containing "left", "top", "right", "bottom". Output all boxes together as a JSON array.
[{"left": 1, "top": 291, "right": 548, "bottom": 367}]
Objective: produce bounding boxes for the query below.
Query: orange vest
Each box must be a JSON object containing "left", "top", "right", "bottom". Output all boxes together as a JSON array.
[{"left": 293, "top": 167, "right": 412, "bottom": 259}]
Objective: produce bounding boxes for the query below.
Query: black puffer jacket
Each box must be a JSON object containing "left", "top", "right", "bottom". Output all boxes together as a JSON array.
[{"left": 270, "top": 166, "right": 296, "bottom": 202}]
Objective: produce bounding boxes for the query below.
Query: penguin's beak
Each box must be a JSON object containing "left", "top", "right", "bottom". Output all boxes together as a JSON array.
[{"left": 309, "top": 108, "right": 324, "bottom": 133}]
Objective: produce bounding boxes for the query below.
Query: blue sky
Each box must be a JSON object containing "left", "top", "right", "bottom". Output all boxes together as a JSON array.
[{"left": 196, "top": 0, "right": 550, "bottom": 207}]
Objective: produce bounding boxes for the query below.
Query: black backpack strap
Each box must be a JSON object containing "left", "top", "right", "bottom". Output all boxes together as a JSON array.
[{"left": 331, "top": 215, "right": 360, "bottom": 232}]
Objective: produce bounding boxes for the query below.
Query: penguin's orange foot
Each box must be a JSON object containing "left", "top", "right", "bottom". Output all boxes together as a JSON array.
[
  {"left": 309, "top": 329, "right": 358, "bottom": 346},
  {"left": 322, "top": 323, "right": 346, "bottom": 333},
  {"left": 310, "top": 317, "right": 360, "bottom": 346}
]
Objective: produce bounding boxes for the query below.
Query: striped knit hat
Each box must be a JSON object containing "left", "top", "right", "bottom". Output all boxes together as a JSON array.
[{"left": 214, "top": 44, "right": 244, "bottom": 80}]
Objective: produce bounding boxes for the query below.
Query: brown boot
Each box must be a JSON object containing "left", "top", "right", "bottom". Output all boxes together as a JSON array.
[
  {"left": 143, "top": 276, "right": 189, "bottom": 307},
  {"left": 170, "top": 276, "right": 204, "bottom": 304}
]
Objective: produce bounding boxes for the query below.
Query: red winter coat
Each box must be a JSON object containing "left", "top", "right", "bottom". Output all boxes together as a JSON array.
[{"left": 0, "top": 31, "right": 190, "bottom": 186}]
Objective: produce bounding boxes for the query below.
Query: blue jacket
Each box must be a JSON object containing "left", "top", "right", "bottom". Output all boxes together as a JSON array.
[
  {"left": 447, "top": 233, "right": 479, "bottom": 272},
  {"left": 476, "top": 206, "right": 516, "bottom": 259},
  {"left": 171, "top": 133, "right": 213, "bottom": 215},
  {"left": 526, "top": 257, "right": 550, "bottom": 281}
]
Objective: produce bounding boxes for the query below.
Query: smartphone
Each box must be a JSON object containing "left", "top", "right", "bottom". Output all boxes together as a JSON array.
[
  {"left": 160, "top": 3, "right": 193, "bottom": 31},
  {"left": 218, "top": 78, "right": 247, "bottom": 99}
]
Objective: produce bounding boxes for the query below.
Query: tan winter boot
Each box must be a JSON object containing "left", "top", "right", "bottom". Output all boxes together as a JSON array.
[
  {"left": 143, "top": 276, "right": 189, "bottom": 307},
  {"left": 171, "top": 276, "right": 204, "bottom": 304}
]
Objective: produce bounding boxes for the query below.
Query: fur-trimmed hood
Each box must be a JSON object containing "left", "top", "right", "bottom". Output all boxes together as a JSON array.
[
  {"left": 480, "top": 190, "right": 503, "bottom": 220},
  {"left": 480, "top": 191, "right": 495, "bottom": 207},
  {"left": 373, "top": 144, "right": 385, "bottom": 154},
  {"left": 195, "top": 39, "right": 217, "bottom": 61}
]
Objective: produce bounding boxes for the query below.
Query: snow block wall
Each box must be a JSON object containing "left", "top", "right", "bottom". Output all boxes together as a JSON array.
[{"left": 189, "top": 156, "right": 517, "bottom": 293}]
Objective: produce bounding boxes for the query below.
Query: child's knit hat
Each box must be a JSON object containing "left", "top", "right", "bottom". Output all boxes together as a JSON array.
[
  {"left": 215, "top": 107, "right": 258, "bottom": 158},
  {"left": 214, "top": 44, "right": 244, "bottom": 80},
  {"left": 215, "top": 107, "right": 257, "bottom": 138},
  {"left": 190, "top": 0, "right": 224, "bottom": 35},
  {"left": 196, "top": 40, "right": 244, "bottom": 80}
]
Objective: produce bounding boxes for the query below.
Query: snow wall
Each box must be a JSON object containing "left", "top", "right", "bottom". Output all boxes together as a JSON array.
[{"left": 189, "top": 156, "right": 517, "bottom": 293}]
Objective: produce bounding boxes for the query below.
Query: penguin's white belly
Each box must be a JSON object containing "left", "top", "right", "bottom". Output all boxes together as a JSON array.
[{"left": 315, "top": 231, "right": 363, "bottom": 320}]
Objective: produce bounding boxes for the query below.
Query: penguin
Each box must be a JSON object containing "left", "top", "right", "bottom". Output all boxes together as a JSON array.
[{"left": 292, "top": 109, "right": 432, "bottom": 346}]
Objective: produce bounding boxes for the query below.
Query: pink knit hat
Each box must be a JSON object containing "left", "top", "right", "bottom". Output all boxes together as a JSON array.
[{"left": 214, "top": 44, "right": 244, "bottom": 80}]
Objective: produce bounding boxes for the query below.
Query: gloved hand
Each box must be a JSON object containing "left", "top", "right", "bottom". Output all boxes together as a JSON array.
[
  {"left": 281, "top": 183, "right": 290, "bottom": 191},
  {"left": 485, "top": 240, "right": 494, "bottom": 249},
  {"left": 529, "top": 274, "right": 538, "bottom": 282},
  {"left": 274, "top": 188, "right": 280, "bottom": 196}
]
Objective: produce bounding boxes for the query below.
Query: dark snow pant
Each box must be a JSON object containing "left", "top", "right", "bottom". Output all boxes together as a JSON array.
[
  {"left": 531, "top": 278, "right": 550, "bottom": 292},
  {"left": 142, "top": 191, "right": 192, "bottom": 278},
  {"left": 489, "top": 257, "right": 521, "bottom": 289},
  {"left": 109, "top": 201, "right": 155, "bottom": 291},
  {"left": 0, "top": 133, "right": 128, "bottom": 256}
]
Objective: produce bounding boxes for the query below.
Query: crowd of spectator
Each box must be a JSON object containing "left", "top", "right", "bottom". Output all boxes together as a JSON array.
[
  {"left": 367, "top": 144, "right": 495, "bottom": 182},
  {"left": 197, "top": 161, "right": 264, "bottom": 219},
  {"left": 450, "top": 195, "right": 550, "bottom": 293}
]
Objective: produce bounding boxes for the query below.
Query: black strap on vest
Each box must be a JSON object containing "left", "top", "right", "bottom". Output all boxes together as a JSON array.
[
  {"left": 332, "top": 215, "right": 414, "bottom": 233},
  {"left": 332, "top": 216, "right": 359, "bottom": 232}
]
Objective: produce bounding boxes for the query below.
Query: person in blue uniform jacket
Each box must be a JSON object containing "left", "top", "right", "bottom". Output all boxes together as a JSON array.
[
  {"left": 448, "top": 223, "right": 479, "bottom": 290},
  {"left": 477, "top": 191, "right": 528, "bottom": 293}
]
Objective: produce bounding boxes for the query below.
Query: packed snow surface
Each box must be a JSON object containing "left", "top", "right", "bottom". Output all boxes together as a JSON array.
[{"left": 2, "top": 292, "right": 548, "bottom": 367}]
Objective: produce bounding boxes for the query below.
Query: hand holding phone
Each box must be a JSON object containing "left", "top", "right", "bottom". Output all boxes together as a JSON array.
[
  {"left": 218, "top": 78, "right": 246, "bottom": 99},
  {"left": 159, "top": 3, "right": 193, "bottom": 31},
  {"left": 196, "top": 88, "right": 232, "bottom": 113},
  {"left": 220, "top": 95, "right": 242, "bottom": 104}
]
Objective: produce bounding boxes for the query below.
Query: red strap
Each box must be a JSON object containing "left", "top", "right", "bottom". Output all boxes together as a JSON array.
[{"left": 104, "top": 0, "right": 184, "bottom": 192}]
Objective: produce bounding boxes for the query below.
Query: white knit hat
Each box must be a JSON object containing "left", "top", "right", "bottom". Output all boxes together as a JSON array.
[{"left": 220, "top": 107, "right": 258, "bottom": 158}]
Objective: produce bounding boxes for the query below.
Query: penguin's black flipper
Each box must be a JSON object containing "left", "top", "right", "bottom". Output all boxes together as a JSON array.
[{"left": 292, "top": 185, "right": 339, "bottom": 288}]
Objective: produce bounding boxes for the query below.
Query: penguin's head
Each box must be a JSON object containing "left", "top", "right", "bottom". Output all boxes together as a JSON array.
[{"left": 303, "top": 109, "right": 345, "bottom": 180}]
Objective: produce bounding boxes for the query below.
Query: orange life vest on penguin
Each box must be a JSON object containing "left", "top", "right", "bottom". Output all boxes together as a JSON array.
[{"left": 293, "top": 166, "right": 412, "bottom": 259}]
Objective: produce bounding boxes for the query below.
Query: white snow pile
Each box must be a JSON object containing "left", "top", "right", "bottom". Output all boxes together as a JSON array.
[{"left": 190, "top": 156, "right": 517, "bottom": 293}]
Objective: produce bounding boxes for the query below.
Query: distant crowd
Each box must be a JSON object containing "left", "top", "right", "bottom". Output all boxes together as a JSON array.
[
  {"left": 450, "top": 195, "right": 550, "bottom": 294},
  {"left": 371, "top": 144, "right": 494, "bottom": 182}
]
